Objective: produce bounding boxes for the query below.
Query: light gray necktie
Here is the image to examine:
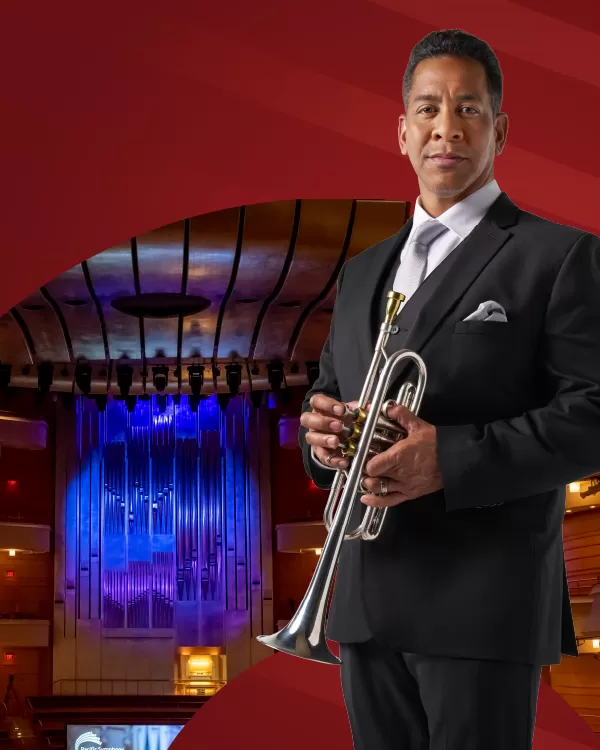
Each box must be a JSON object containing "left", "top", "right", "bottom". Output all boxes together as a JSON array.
[{"left": 393, "top": 218, "right": 446, "bottom": 301}]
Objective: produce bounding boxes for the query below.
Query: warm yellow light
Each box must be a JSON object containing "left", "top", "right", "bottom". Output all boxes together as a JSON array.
[
  {"left": 592, "top": 506, "right": 596, "bottom": 510},
  {"left": 8, "top": 550, "right": 15, "bottom": 557},
  {"left": 566, "top": 509, "right": 572, "bottom": 513},
  {"left": 315, "top": 548, "right": 322, "bottom": 556},
  {"left": 188, "top": 656, "right": 213, "bottom": 670},
  {"left": 569, "top": 482, "right": 581, "bottom": 493},
  {"left": 593, "top": 639, "right": 599, "bottom": 649}
]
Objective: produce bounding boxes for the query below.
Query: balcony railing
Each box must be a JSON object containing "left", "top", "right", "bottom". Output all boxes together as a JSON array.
[{"left": 52, "top": 678, "right": 226, "bottom": 697}]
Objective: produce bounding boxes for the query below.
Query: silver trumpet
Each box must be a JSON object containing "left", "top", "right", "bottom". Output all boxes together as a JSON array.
[{"left": 257, "top": 291, "right": 427, "bottom": 665}]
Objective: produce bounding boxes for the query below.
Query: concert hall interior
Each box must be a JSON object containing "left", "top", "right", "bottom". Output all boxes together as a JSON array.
[{"left": 0, "top": 198, "right": 599, "bottom": 747}]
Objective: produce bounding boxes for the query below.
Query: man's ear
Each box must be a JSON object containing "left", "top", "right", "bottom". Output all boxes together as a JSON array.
[
  {"left": 398, "top": 114, "right": 408, "bottom": 155},
  {"left": 495, "top": 112, "right": 509, "bottom": 156}
]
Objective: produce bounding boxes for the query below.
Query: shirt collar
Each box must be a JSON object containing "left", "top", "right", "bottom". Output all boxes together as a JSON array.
[{"left": 412, "top": 179, "right": 502, "bottom": 241}]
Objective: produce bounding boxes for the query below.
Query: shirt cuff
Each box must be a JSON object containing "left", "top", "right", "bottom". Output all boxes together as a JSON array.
[{"left": 311, "top": 447, "right": 337, "bottom": 471}]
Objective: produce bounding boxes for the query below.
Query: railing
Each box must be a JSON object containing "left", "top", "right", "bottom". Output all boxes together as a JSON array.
[{"left": 52, "top": 679, "right": 226, "bottom": 697}]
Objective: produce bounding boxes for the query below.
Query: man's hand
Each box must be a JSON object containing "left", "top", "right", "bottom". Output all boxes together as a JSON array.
[
  {"left": 360, "top": 404, "right": 443, "bottom": 507},
  {"left": 300, "top": 394, "right": 359, "bottom": 470}
]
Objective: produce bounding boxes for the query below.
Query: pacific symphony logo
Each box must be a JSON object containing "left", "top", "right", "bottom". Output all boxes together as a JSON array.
[{"left": 74, "top": 731, "right": 124, "bottom": 750}]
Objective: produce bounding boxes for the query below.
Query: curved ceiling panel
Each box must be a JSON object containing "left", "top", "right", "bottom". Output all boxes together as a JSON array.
[
  {"left": 216, "top": 201, "right": 297, "bottom": 360},
  {"left": 86, "top": 241, "right": 141, "bottom": 360},
  {"left": 0, "top": 313, "right": 32, "bottom": 364},
  {"left": 44, "top": 264, "right": 106, "bottom": 361},
  {"left": 252, "top": 199, "right": 353, "bottom": 362},
  {"left": 15, "top": 290, "right": 70, "bottom": 363},
  {"left": 5, "top": 198, "right": 409, "bottom": 392},
  {"left": 291, "top": 200, "right": 408, "bottom": 362},
  {"left": 183, "top": 207, "right": 241, "bottom": 360}
]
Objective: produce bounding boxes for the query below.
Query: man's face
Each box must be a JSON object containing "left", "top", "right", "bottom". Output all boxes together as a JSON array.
[{"left": 399, "top": 55, "right": 508, "bottom": 208}]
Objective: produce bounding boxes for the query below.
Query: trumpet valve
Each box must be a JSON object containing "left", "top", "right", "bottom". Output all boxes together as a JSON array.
[{"left": 341, "top": 440, "right": 358, "bottom": 458}]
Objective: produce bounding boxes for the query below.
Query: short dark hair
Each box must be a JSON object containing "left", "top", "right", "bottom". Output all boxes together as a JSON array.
[{"left": 403, "top": 29, "right": 503, "bottom": 116}]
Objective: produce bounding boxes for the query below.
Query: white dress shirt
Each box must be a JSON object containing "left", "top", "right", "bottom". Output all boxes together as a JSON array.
[
  {"left": 312, "top": 179, "right": 502, "bottom": 470},
  {"left": 393, "top": 179, "right": 502, "bottom": 301}
]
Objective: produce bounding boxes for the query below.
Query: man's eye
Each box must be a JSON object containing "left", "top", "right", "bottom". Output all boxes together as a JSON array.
[{"left": 462, "top": 106, "right": 478, "bottom": 114}]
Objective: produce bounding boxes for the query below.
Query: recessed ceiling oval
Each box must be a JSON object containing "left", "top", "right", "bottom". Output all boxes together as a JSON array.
[{"left": 111, "top": 293, "right": 211, "bottom": 319}]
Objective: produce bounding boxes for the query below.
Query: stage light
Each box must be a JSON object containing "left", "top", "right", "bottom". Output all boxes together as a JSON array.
[
  {"left": 37, "top": 363, "right": 54, "bottom": 395},
  {"left": 188, "top": 395, "right": 200, "bottom": 413},
  {"left": 95, "top": 395, "right": 107, "bottom": 412},
  {"left": 125, "top": 396, "right": 137, "bottom": 413},
  {"left": 217, "top": 394, "right": 230, "bottom": 411},
  {"left": 267, "top": 361, "right": 284, "bottom": 391},
  {"left": 152, "top": 366, "right": 169, "bottom": 393},
  {"left": 306, "top": 361, "right": 320, "bottom": 388},
  {"left": 187, "top": 365, "right": 205, "bottom": 396},
  {"left": 225, "top": 363, "right": 242, "bottom": 397},
  {"left": 116, "top": 364, "right": 133, "bottom": 397},
  {"left": 74, "top": 363, "right": 92, "bottom": 394},
  {"left": 0, "top": 364, "right": 11, "bottom": 390}
]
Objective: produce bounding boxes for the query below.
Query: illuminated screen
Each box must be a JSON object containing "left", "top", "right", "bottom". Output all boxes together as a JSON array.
[{"left": 66, "top": 725, "right": 184, "bottom": 750}]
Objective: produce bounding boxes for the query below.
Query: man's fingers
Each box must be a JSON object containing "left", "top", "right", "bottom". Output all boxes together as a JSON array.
[
  {"left": 305, "top": 430, "right": 342, "bottom": 450},
  {"left": 314, "top": 447, "right": 349, "bottom": 470},
  {"left": 364, "top": 441, "right": 404, "bottom": 477},
  {"left": 361, "top": 476, "right": 405, "bottom": 495},
  {"left": 360, "top": 491, "right": 411, "bottom": 507},
  {"left": 300, "top": 412, "right": 344, "bottom": 433},
  {"left": 309, "top": 394, "right": 345, "bottom": 417},
  {"left": 384, "top": 403, "right": 420, "bottom": 431}
]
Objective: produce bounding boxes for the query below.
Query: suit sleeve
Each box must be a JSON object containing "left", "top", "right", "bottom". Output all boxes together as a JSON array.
[
  {"left": 436, "top": 232, "right": 600, "bottom": 511},
  {"left": 298, "top": 264, "right": 347, "bottom": 490}
]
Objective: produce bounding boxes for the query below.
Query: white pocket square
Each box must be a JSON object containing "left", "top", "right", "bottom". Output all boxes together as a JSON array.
[{"left": 463, "top": 300, "right": 507, "bottom": 323}]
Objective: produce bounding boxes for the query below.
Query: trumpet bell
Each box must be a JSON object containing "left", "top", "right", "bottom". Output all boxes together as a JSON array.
[{"left": 257, "top": 630, "right": 341, "bottom": 665}]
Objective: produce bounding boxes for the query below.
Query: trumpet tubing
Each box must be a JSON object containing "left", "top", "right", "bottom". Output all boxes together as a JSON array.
[{"left": 257, "top": 291, "right": 427, "bottom": 665}]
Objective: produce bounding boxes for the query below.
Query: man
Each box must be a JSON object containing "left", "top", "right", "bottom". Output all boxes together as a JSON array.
[{"left": 298, "top": 29, "right": 600, "bottom": 750}]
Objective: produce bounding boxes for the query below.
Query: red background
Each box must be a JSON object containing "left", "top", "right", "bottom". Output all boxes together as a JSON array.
[{"left": 2, "top": 1, "right": 600, "bottom": 747}]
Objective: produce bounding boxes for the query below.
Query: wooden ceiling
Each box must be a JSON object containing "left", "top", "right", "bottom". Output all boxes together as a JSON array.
[{"left": 0, "top": 199, "right": 408, "bottom": 395}]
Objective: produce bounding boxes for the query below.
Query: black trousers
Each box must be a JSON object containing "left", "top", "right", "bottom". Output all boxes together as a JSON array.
[{"left": 339, "top": 640, "right": 542, "bottom": 750}]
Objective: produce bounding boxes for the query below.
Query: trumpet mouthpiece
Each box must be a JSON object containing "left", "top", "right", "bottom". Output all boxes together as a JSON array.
[{"left": 385, "top": 291, "right": 405, "bottom": 324}]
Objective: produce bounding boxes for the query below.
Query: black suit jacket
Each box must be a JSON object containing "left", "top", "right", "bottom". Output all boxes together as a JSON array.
[{"left": 299, "top": 192, "right": 600, "bottom": 666}]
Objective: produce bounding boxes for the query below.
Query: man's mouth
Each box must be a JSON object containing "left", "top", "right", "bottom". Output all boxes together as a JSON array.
[{"left": 428, "top": 154, "right": 466, "bottom": 166}]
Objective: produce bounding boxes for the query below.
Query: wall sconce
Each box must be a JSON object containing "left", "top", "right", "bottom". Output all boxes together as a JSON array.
[
  {"left": 8, "top": 550, "right": 15, "bottom": 557},
  {"left": 569, "top": 482, "right": 581, "bottom": 493},
  {"left": 593, "top": 639, "right": 599, "bottom": 649}
]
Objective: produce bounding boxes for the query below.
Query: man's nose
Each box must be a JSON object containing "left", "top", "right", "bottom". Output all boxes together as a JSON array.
[{"left": 432, "top": 109, "right": 463, "bottom": 140}]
